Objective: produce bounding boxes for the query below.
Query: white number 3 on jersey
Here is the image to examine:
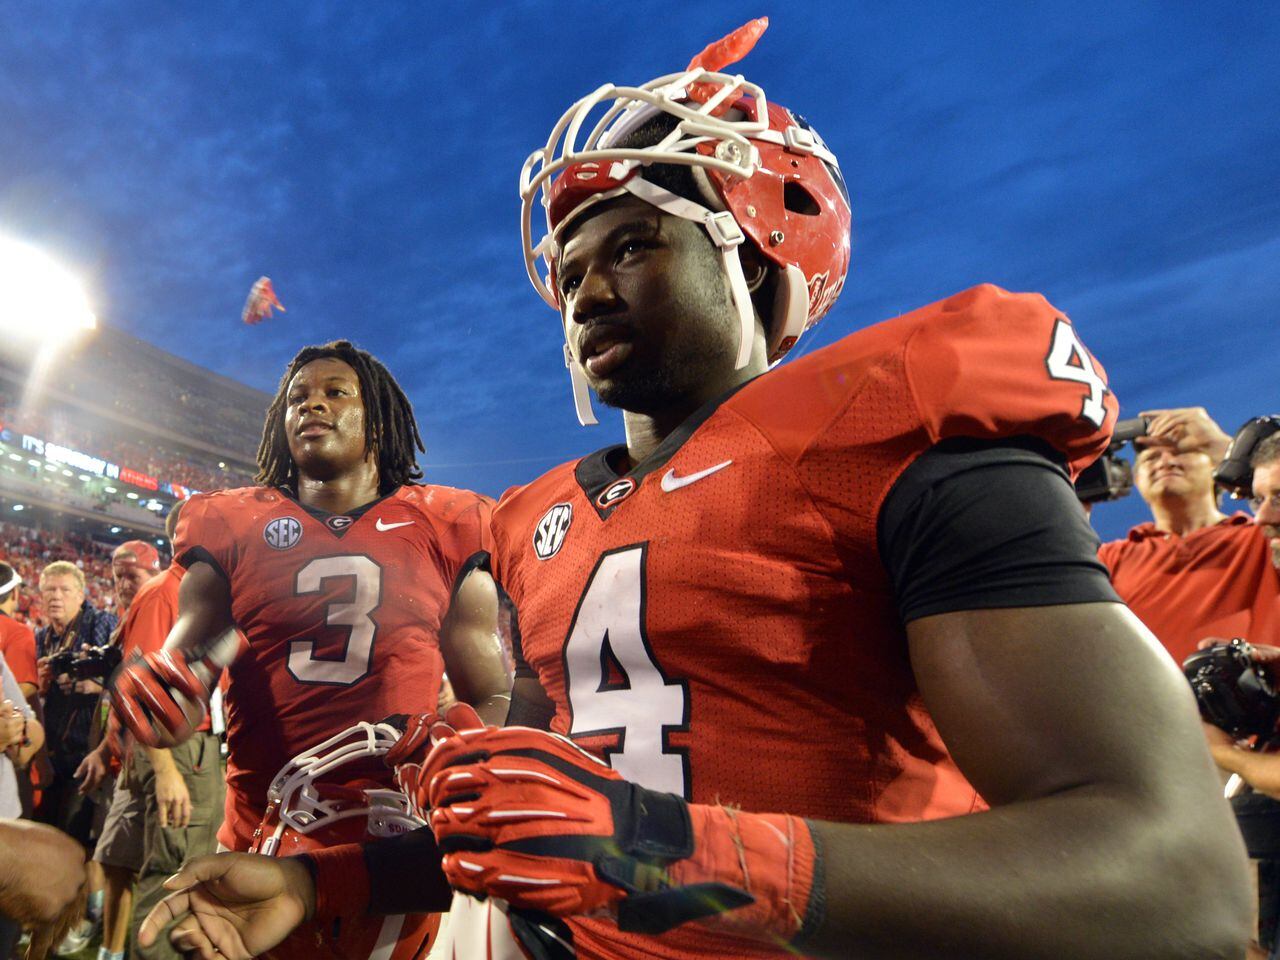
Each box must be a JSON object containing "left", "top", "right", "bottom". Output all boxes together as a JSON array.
[{"left": 1046, "top": 318, "right": 1108, "bottom": 428}]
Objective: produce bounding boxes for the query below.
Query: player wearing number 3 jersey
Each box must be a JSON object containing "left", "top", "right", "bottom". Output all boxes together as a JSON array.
[{"left": 112, "top": 341, "right": 511, "bottom": 959}]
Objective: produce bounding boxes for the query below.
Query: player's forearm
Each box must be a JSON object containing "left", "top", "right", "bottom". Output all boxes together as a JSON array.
[
  {"left": 800, "top": 786, "right": 1249, "bottom": 960},
  {"left": 164, "top": 560, "right": 239, "bottom": 672}
]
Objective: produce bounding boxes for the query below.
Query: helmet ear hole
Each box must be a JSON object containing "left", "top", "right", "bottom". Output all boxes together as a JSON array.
[{"left": 783, "top": 181, "right": 820, "bottom": 216}]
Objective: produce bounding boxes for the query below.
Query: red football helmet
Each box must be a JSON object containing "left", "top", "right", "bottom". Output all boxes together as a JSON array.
[
  {"left": 519, "top": 19, "right": 852, "bottom": 425},
  {"left": 250, "top": 721, "right": 440, "bottom": 960}
]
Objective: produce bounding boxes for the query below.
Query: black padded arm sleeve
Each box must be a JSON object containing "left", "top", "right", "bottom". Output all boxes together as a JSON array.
[{"left": 878, "top": 438, "right": 1120, "bottom": 624}]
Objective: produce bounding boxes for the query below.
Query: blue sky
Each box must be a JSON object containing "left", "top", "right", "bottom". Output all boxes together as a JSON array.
[{"left": 1, "top": 2, "right": 1275, "bottom": 540}]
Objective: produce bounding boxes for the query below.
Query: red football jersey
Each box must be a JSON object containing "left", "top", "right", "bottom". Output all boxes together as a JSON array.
[
  {"left": 489, "top": 284, "right": 1117, "bottom": 959},
  {"left": 174, "top": 483, "right": 492, "bottom": 849},
  {"left": 0, "top": 612, "right": 37, "bottom": 689},
  {"left": 1099, "top": 513, "right": 1280, "bottom": 665}
]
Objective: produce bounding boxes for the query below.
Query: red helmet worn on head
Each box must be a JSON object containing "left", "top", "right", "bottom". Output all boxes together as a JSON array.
[
  {"left": 520, "top": 18, "right": 852, "bottom": 425},
  {"left": 249, "top": 721, "right": 438, "bottom": 960}
]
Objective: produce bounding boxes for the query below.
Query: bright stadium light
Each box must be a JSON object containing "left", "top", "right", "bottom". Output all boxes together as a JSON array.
[{"left": 0, "top": 235, "right": 96, "bottom": 338}]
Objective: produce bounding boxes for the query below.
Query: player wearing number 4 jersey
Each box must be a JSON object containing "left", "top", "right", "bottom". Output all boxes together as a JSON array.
[
  {"left": 137, "top": 20, "right": 1249, "bottom": 960},
  {"left": 113, "top": 340, "right": 511, "bottom": 960}
]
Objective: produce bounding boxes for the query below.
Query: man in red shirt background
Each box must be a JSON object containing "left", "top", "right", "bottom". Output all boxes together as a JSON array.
[
  {"left": 1098, "top": 406, "right": 1280, "bottom": 665},
  {"left": 0, "top": 561, "right": 38, "bottom": 701}
]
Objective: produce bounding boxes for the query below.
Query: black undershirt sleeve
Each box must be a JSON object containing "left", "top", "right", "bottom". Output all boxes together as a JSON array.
[
  {"left": 363, "top": 827, "right": 454, "bottom": 915},
  {"left": 877, "top": 437, "right": 1120, "bottom": 624}
]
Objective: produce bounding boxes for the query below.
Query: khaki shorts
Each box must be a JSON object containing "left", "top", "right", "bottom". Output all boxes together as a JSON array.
[{"left": 92, "top": 774, "right": 146, "bottom": 872}]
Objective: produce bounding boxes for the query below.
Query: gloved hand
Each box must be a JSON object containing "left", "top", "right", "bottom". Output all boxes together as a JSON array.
[
  {"left": 420, "top": 717, "right": 817, "bottom": 938},
  {"left": 111, "top": 650, "right": 212, "bottom": 748}
]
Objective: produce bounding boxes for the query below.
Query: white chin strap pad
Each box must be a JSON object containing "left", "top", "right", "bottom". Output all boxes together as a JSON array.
[{"left": 564, "top": 341, "right": 598, "bottom": 427}]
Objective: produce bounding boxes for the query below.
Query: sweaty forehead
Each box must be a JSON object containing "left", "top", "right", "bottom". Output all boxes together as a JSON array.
[{"left": 290, "top": 357, "right": 359, "bottom": 390}]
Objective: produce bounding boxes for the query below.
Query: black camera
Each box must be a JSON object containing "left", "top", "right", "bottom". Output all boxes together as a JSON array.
[
  {"left": 1182, "top": 639, "right": 1280, "bottom": 742},
  {"left": 1214, "top": 416, "right": 1280, "bottom": 499},
  {"left": 1075, "top": 416, "right": 1149, "bottom": 504},
  {"left": 47, "top": 644, "right": 123, "bottom": 683}
]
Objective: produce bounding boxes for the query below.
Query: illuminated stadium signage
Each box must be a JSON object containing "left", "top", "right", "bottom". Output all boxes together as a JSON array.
[
  {"left": 22, "top": 434, "right": 120, "bottom": 479},
  {"left": 14, "top": 432, "right": 193, "bottom": 498},
  {"left": 119, "top": 466, "right": 159, "bottom": 491}
]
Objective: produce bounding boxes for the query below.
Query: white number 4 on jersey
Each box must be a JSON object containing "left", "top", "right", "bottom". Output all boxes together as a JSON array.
[{"left": 1046, "top": 318, "right": 1108, "bottom": 428}]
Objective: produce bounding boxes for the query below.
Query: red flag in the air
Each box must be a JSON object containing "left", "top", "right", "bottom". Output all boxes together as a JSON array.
[{"left": 242, "top": 276, "right": 286, "bottom": 325}]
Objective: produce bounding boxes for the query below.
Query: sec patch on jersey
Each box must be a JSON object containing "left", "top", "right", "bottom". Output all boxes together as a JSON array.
[{"left": 534, "top": 502, "right": 573, "bottom": 560}]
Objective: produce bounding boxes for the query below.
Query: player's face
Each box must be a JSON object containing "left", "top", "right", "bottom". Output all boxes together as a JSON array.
[
  {"left": 40, "top": 574, "right": 84, "bottom": 628},
  {"left": 111, "top": 558, "right": 154, "bottom": 612},
  {"left": 1134, "top": 444, "right": 1215, "bottom": 502},
  {"left": 283, "top": 358, "right": 371, "bottom": 481},
  {"left": 1251, "top": 462, "right": 1280, "bottom": 569},
  {"left": 556, "top": 196, "right": 742, "bottom": 414}
]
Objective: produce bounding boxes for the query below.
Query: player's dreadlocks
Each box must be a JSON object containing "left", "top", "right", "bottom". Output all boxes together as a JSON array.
[{"left": 256, "top": 340, "right": 425, "bottom": 494}]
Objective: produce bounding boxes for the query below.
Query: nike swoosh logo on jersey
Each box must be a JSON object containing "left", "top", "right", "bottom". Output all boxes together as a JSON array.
[
  {"left": 375, "top": 518, "right": 414, "bottom": 531},
  {"left": 660, "top": 460, "right": 733, "bottom": 492}
]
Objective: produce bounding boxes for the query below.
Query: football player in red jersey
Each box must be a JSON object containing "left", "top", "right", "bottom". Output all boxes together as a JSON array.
[
  {"left": 136, "top": 21, "right": 1249, "bottom": 960},
  {"left": 112, "top": 340, "right": 511, "bottom": 958}
]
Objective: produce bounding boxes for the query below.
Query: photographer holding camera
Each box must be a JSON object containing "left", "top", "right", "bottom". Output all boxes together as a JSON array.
[
  {"left": 33, "top": 560, "right": 118, "bottom": 847},
  {"left": 1098, "top": 407, "right": 1280, "bottom": 666},
  {"left": 1170, "top": 429, "right": 1280, "bottom": 958}
]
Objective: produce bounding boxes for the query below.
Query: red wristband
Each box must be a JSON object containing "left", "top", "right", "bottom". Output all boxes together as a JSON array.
[
  {"left": 668, "top": 806, "right": 819, "bottom": 943},
  {"left": 302, "top": 843, "right": 371, "bottom": 923}
]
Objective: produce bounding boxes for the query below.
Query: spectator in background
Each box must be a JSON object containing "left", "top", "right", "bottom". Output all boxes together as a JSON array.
[
  {"left": 34, "top": 560, "right": 117, "bottom": 955},
  {"left": 1098, "top": 407, "right": 1280, "bottom": 666},
  {"left": 92, "top": 504, "right": 223, "bottom": 960},
  {"left": 110, "top": 542, "right": 161, "bottom": 617},
  {"left": 81, "top": 538, "right": 178, "bottom": 960},
  {"left": 34, "top": 561, "right": 117, "bottom": 838},
  {"left": 1252, "top": 434, "right": 1280, "bottom": 571},
  {"left": 0, "top": 562, "right": 37, "bottom": 700},
  {"left": 0, "top": 563, "right": 39, "bottom": 820},
  {"left": 0, "top": 648, "right": 45, "bottom": 958}
]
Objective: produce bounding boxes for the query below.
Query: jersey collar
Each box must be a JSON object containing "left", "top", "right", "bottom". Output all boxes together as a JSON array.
[
  {"left": 278, "top": 485, "right": 403, "bottom": 538},
  {"left": 574, "top": 377, "right": 757, "bottom": 520}
]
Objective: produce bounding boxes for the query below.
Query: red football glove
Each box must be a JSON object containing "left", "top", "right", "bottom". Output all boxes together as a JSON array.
[
  {"left": 387, "top": 704, "right": 483, "bottom": 819},
  {"left": 422, "top": 721, "right": 819, "bottom": 941},
  {"left": 111, "top": 650, "right": 212, "bottom": 748}
]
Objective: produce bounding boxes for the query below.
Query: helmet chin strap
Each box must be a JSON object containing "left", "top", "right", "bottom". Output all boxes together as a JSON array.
[
  {"left": 564, "top": 339, "right": 599, "bottom": 427},
  {"left": 557, "top": 174, "right": 759, "bottom": 428}
]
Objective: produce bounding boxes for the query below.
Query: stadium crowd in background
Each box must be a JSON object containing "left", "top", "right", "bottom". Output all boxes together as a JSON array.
[
  {"left": 0, "top": 327, "right": 266, "bottom": 457},
  {"left": 0, "top": 522, "right": 116, "bottom": 628},
  {"left": 0, "top": 388, "right": 256, "bottom": 493}
]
